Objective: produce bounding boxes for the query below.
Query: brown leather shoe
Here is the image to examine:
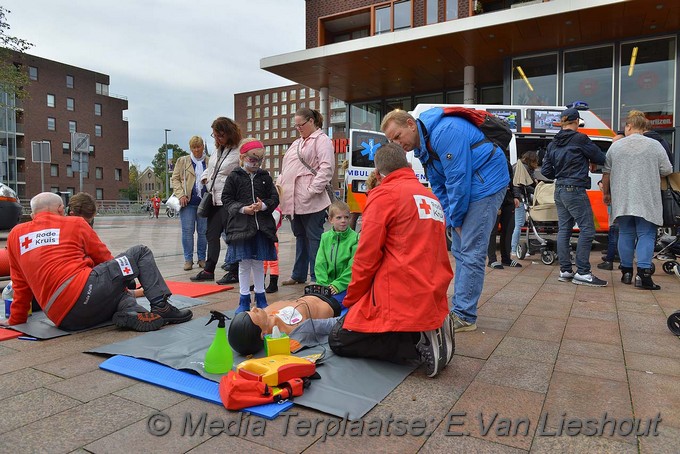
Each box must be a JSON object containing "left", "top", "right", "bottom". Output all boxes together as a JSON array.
[
  {"left": 281, "top": 278, "right": 307, "bottom": 286},
  {"left": 183, "top": 261, "right": 193, "bottom": 271},
  {"left": 197, "top": 260, "right": 206, "bottom": 268}
]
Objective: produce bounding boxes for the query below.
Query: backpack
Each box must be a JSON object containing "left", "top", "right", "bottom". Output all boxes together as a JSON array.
[
  {"left": 418, "top": 107, "right": 514, "bottom": 166},
  {"left": 218, "top": 370, "right": 309, "bottom": 410}
]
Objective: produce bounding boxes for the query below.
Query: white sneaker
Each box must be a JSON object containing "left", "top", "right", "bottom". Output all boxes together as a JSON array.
[{"left": 558, "top": 271, "right": 574, "bottom": 282}]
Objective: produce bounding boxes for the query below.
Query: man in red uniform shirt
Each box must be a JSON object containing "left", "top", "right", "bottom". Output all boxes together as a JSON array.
[
  {"left": 1, "top": 192, "right": 191, "bottom": 331},
  {"left": 329, "top": 143, "right": 455, "bottom": 378},
  {"left": 151, "top": 193, "right": 161, "bottom": 219}
]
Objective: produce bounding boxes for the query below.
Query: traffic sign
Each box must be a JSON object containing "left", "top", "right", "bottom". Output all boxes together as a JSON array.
[
  {"left": 72, "top": 132, "right": 90, "bottom": 153},
  {"left": 31, "top": 141, "right": 51, "bottom": 163}
]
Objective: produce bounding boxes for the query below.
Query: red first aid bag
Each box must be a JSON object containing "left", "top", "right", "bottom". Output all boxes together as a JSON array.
[{"left": 218, "top": 371, "right": 306, "bottom": 410}]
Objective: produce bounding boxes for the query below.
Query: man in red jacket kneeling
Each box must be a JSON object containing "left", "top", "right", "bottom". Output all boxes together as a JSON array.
[{"left": 329, "top": 143, "right": 455, "bottom": 378}]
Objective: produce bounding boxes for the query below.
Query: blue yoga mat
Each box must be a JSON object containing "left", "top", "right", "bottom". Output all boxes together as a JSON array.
[{"left": 99, "top": 355, "right": 293, "bottom": 419}]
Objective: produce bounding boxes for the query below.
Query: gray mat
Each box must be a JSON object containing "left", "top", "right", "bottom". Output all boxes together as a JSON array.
[
  {"left": 12, "top": 295, "right": 207, "bottom": 340},
  {"left": 88, "top": 315, "right": 415, "bottom": 420}
]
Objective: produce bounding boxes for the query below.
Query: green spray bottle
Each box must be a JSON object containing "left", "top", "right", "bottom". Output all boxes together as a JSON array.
[{"left": 204, "top": 311, "right": 233, "bottom": 374}]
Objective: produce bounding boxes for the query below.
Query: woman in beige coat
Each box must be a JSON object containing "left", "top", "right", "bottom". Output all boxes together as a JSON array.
[{"left": 171, "top": 136, "right": 210, "bottom": 271}]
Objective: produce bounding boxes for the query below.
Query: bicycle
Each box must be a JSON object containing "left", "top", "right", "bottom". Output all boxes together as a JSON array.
[{"left": 166, "top": 206, "right": 177, "bottom": 218}]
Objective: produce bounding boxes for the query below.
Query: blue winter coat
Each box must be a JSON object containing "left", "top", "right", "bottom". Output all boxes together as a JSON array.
[{"left": 414, "top": 107, "right": 510, "bottom": 228}]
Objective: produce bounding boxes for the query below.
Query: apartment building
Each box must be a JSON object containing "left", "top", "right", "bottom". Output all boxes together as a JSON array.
[
  {"left": 262, "top": 0, "right": 678, "bottom": 167},
  {"left": 234, "top": 84, "right": 347, "bottom": 196},
  {"left": 0, "top": 52, "right": 129, "bottom": 201}
]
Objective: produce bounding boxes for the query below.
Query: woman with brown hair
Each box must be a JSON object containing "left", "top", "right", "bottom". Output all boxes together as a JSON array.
[
  {"left": 191, "top": 117, "right": 242, "bottom": 283},
  {"left": 277, "top": 108, "right": 335, "bottom": 285}
]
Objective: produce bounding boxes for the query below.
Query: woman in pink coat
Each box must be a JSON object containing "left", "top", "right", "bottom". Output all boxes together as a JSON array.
[{"left": 277, "top": 108, "right": 335, "bottom": 285}]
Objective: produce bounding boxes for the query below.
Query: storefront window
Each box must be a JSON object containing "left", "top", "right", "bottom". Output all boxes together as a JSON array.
[
  {"left": 350, "top": 102, "right": 382, "bottom": 130},
  {"left": 386, "top": 97, "right": 412, "bottom": 113},
  {"left": 512, "top": 54, "right": 557, "bottom": 106},
  {"left": 563, "top": 46, "right": 614, "bottom": 127},
  {"left": 414, "top": 93, "right": 444, "bottom": 105},
  {"left": 620, "top": 37, "right": 675, "bottom": 130}
]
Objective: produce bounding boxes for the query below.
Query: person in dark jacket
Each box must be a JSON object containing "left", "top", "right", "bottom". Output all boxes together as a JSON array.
[
  {"left": 222, "top": 139, "right": 279, "bottom": 313},
  {"left": 488, "top": 160, "right": 521, "bottom": 269},
  {"left": 643, "top": 126, "right": 673, "bottom": 170},
  {"left": 541, "top": 108, "right": 607, "bottom": 287}
]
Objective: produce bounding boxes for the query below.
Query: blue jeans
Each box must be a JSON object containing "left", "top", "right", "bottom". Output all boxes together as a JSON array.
[
  {"left": 451, "top": 189, "right": 506, "bottom": 324},
  {"left": 554, "top": 185, "right": 595, "bottom": 275},
  {"left": 511, "top": 202, "right": 526, "bottom": 254},
  {"left": 179, "top": 204, "right": 207, "bottom": 262},
  {"left": 617, "top": 216, "right": 656, "bottom": 269},
  {"left": 290, "top": 210, "right": 327, "bottom": 282},
  {"left": 605, "top": 223, "right": 619, "bottom": 262}
]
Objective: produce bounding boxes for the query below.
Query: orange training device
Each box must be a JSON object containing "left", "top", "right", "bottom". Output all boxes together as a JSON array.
[{"left": 236, "top": 355, "right": 316, "bottom": 387}]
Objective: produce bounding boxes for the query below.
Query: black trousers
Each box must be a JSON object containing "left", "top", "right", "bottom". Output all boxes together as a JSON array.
[
  {"left": 204, "top": 206, "right": 227, "bottom": 273},
  {"left": 328, "top": 316, "right": 420, "bottom": 364},
  {"left": 488, "top": 200, "right": 515, "bottom": 264}
]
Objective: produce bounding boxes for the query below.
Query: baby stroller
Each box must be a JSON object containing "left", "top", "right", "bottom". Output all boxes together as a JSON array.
[{"left": 516, "top": 181, "right": 570, "bottom": 265}]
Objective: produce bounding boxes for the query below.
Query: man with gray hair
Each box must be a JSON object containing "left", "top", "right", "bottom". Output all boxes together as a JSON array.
[
  {"left": 329, "top": 143, "right": 455, "bottom": 378},
  {"left": 2, "top": 192, "right": 192, "bottom": 332}
]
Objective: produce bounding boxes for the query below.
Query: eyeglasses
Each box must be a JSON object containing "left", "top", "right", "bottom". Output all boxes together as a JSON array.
[
  {"left": 211, "top": 131, "right": 225, "bottom": 138},
  {"left": 294, "top": 118, "right": 311, "bottom": 129}
]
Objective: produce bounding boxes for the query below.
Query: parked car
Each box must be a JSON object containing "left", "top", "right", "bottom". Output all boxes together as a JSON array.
[{"left": 0, "top": 183, "right": 23, "bottom": 230}]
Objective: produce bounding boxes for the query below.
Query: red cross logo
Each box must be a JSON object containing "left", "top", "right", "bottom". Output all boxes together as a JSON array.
[
  {"left": 419, "top": 199, "right": 431, "bottom": 214},
  {"left": 21, "top": 237, "right": 33, "bottom": 250},
  {"left": 123, "top": 267, "right": 132, "bottom": 275}
]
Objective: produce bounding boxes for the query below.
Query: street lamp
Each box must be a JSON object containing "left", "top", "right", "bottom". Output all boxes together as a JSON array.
[{"left": 164, "top": 129, "right": 171, "bottom": 198}]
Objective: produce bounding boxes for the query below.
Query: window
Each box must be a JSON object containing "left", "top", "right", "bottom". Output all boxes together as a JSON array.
[
  {"left": 264, "top": 93, "right": 269, "bottom": 104},
  {"left": 290, "top": 90, "right": 296, "bottom": 101},
  {"left": 426, "top": 0, "right": 439, "bottom": 24},
  {"left": 47, "top": 94, "right": 55, "bottom": 108},
  {"left": 96, "top": 188, "right": 103, "bottom": 200},
  {"left": 95, "top": 103, "right": 102, "bottom": 116},
  {"left": 281, "top": 118, "right": 287, "bottom": 129},
  {"left": 247, "top": 121, "right": 252, "bottom": 131},
  {"left": 95, "top": 167, "right": 103, "bottom": 179},
  {"left": 264, "top": 119, "right": 269, "bottom": 130},
  {"left": 300, "top": 102, "right": 305, "bottom": 108},
  {"left": 50, "top": 164, "right": 59, "bottom": 177},
  {"left": 66, "top": 75, "right": 74, "bottom": 88},
  {"left": 96, "top": 82, "right": 109, "bottom": 95},
  {"left": 255, "top": 95, "right": 261, "bottom": 105},
  {"left": 394, "top": 1, "right": 412, "bottom": 30},
  {"left": 272, "top": 118, "right": 278, "bottom": 129},
  {"left": 51, "top": 187, "right": 60, "bottom": 194},
  {"left": 69, "top": 121, "right": 77, "bottom": 133},
  {"left": 29, "top": 66, "right": 38, "bottom": 80},
  {"left": 247, "top": 108, "right": 252, "bottom": 119},
  {"left": 255, "top": 108, "right": 260, "bottom": 118},
  {"left": 272, "top": 92, "right": 278, "bottom": 103},
  {"left": 309, "top": 88, "right": 315, "bottom": 98},
  {"left": 62, "top": 142, "right": 70, "bottom": 153},
  {"left": 48, "top": 117, "right": 56, "bottom": 131},
  {"left": 273, "top": 131, "right": 279, "bottom": 139},
  {"left": 290, "top": 103, "right": 296, "bottom": 113},
  {"left": 281, "top": 104, "right": 287, "bottom": 115},
  {"left": 512, "top": 53, "right": 558, "bottom": 106},
  {"left": 309, "top": 100, "right": 315, "bottom": 110},
  {"left": 247, "top": 96, "right": 252, "bottom": 106},
  {"left": 281, "top": 91, "right": 287, "bottom": 102},
  {"left": 67, "top": 187, "right": 75, "bottom": 194},
  {"left": 67, "top": 165, "right": 73, "bottom": 177},
  {"left": 563, "top": 46, "right": 614, "bottom": 127},
  {"left": 300, "top": 88, "right": 306, "bottom": 99},
  {"left": 282, "top": 130, "right": 288, "bottom": 138},
  {"left": 95, "top": 124, "right": 102, "bottom": 137},
  {"left": 264, "top": 107, "right": 269, "bottom": 117},
  {"left": 115, "top": 168, "right": 122, "bottom": 181},
  {"left": 445, "top": 0, "right": 457, "bottom": 21},
  {"left": 273, "top": 105, "right": 278, "bottom": 116},
  {"left": 66, "top": 98, "right": 74, "bottom": 111},
  {"left": 264, "top": 132, "right": 270, "bottom": 140},
  {"left": 255, "top": 120, "right": 261, "bottom": 131},
  {"left": 375, "top": 6, "right": 391, "bottom": 34},
  {"left": 89, "top": 145, "right": 95, "bottom": 155}
]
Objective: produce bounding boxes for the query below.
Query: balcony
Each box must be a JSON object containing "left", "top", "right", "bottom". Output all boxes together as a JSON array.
[
  {"left": 330, "top": 112, "right": 346, "bottom": 124},
  {"left": 331, "top": 100, "right": 346, "bottom": 110}
]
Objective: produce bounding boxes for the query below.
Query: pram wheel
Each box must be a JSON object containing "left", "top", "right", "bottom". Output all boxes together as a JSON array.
[
  {"left": 668, "top": 311, "right": 680, "bottom": 336},
  {"left": 541, "top": 250, "right": 556, "bottom": 265},
  {"left": 663, "top": 261, "right": 679, "bottom": 275},
  {"left": 517, "top": 243, "right": 527, "bottom": 260},
  {"left": 570, "top": 250, "right": 576, "bottom": 265}
]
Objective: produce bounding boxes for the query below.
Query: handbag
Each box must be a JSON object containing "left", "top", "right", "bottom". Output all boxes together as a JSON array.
[
  {"left": 197, "top": 148, "right": 233, "bottom": 218},
  {"left": 661, "top": 173, "right": 680, "bottom": 227},
  {"left": 296, "top": 141, "right": 338, "bottom": 203}
]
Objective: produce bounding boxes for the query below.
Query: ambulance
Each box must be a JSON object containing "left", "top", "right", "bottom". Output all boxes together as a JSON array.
[{"left": 344, "top": 104, "right": 615, "bottom": 234}]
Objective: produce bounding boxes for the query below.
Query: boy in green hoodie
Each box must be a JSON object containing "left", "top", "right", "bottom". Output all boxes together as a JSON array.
[{"left": 315, "top": 201, "right": 359, "bottom": 311}]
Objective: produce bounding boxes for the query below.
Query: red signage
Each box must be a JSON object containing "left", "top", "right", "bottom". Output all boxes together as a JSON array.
[
  {"left": 332, "top": 138, "right": 348, "bottom": 154},
  {"left": 647, "top": 114, "right": 673, "bottom": 128}
]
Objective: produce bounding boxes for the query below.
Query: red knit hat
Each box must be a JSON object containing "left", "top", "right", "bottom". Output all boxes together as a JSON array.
[{"left": 240, "top": 140, "right": 264, "bottom": 155}]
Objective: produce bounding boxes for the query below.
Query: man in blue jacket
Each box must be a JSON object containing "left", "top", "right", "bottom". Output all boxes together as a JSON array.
[
  {"left": 541, "top": 108, "right": 607, "bottom": 286},
  {"left": 382, "top": 108, "right": 509, "bottom": 333}
]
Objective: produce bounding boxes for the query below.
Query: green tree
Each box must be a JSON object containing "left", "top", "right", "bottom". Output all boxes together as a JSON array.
[
  {"left": 120, "top": 162, "right": 140, "bottom": 201},
  {"left": 152, "top": 144, "right": 187, "bottom": 198},
  {"left": 0, "top": 7, "right": 33, "bottom": 106}
]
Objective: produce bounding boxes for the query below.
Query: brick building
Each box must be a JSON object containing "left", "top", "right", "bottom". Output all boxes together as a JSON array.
[
  {"left": 262, "top": 0, "right": 678, "bottom": 166},
  {"left": 137, "top": 166, "right": 162, "bottom": 202},
  {"left": 234, "top": 84, "right": 347, "bottom": 196},
  {"left": 1, "top": 52, "right": 129, "bottom": 201}
]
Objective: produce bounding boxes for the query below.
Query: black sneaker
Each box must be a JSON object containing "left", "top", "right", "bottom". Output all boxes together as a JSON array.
[
  {"left": 597, "top": 261, "right": 613, "bottom": 270},
  {"left": 216, "top": 272, "right": 238, "bottom": 285},
  {"left": 416, "top": 326, "right": 446, "bottom": 378},
  {"left": 151, "top": 298, "right": 193, "bottom": 324},
  {"left": 113, "top": 311, "right": 164, "bottom": 332},
  {"left": 573, "top": 273, "right": 608, "bottom": 287},
  {"left": 190, "top": 270, "right": 214, "bottom": 282}
]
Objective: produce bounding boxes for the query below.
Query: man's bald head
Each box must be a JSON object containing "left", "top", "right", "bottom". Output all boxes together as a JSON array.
[{"left": 30, "top": 192, "right": 64, "bottom": 217}]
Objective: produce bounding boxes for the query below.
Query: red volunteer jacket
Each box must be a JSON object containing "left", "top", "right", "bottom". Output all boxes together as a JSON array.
[
  {"left": 7, "top": 212, "right": 114, "bottom": 325},
  {"left": 343, "top": 167, "right": 453, "bottom": 333}
]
